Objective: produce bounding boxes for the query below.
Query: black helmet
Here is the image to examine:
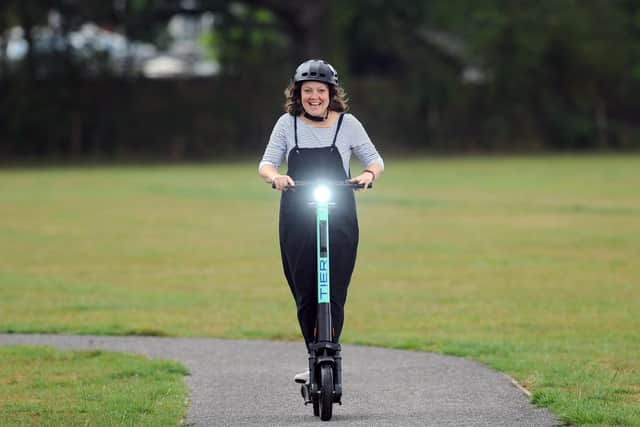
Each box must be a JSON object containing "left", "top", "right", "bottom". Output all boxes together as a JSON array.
[{"left": 293, "top": 59, "right": 338, "bottom": 86}]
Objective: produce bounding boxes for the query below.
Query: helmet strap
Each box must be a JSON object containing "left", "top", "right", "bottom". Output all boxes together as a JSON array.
[{"left": 303, "top": 110, "right": 329, "bottom": 122}]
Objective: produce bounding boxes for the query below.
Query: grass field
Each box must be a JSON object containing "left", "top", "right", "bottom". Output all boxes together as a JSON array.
[
  {"left": 1, "top": 155, "right": 639, "bottom": 426},
  {"left": 0, "top": 345, "right": 187, "bottom": 426}
]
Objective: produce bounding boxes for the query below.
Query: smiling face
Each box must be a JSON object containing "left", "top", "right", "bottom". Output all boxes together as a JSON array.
[{"left": 300, "top": 81, "right": 330, "bottom": 117}]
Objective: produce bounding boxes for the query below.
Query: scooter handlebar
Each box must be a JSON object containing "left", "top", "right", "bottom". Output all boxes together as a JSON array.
[{"left": 271, "top": 180, "right": 372, "bottom": 190}]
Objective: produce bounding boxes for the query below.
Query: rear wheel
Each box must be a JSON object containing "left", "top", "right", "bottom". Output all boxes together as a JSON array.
[{"left": 319, "top": 365, "right": 334, "bottom": 421}]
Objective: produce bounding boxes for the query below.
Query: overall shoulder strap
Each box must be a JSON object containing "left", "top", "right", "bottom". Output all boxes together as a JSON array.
[
  {"left": 331, "top": 113, "right": 345, "bottom": 149},
  {"left": 293, "top": 115, "right": 299, "bottom": 150}
]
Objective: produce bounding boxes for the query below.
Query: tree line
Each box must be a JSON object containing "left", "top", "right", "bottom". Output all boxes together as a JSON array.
[{"left": 1, "top": 0, "right": 639, "bottom": 161}]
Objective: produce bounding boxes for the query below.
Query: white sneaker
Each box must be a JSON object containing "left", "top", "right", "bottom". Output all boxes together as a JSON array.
[{"left": 294, "top": 370, "right": 310, "bottom": 384}]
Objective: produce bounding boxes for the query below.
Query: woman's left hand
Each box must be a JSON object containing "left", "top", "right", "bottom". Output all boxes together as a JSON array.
[{"left": 350, "top": 171, "right": 375, "bottom": 191}]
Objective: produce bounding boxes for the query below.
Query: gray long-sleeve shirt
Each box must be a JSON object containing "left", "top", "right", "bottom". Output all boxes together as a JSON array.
[{"left": 259, "top": 113, "right": 384, "bottom": 176}]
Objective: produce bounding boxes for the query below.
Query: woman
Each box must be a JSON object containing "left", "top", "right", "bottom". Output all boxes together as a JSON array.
[{"left": 258, "top": 59, "right": 384, "bottom": 382}]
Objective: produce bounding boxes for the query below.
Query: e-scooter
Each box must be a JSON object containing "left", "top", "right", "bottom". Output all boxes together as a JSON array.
[{"left": 273, "top": 180, "right": 370, "bottom": 421}]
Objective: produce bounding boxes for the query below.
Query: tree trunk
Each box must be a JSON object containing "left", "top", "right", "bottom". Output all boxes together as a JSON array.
[
  {"left": 18, "top": 1, "right": 36, "bottom": 80},
  {"left": 247, "top": 0, "right": 332, "bottom": 59},
  {"left": 595, "top": 98, "right": 608, "bottom": 149}
]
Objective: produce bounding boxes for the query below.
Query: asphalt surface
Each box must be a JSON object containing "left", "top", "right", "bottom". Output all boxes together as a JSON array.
[{"left": 0, "top": 334, "right": 557, "bottom": 426}]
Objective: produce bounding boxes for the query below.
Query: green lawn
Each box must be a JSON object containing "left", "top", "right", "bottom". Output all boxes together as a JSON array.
[
  {"left": 0, "top": 346, "right": 187, "bottom": 426},
  {"left": 1, "top": 155, "right": 639, "bottom": 426}
]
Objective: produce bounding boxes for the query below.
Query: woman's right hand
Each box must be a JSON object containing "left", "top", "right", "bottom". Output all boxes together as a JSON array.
[{"left": 272, "top": 174, "right": 295, "bottom": 191}]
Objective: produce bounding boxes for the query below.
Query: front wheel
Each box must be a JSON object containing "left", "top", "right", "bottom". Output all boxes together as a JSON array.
[{"left": 319, "top": 365, "right": 334, "bottom": 421}]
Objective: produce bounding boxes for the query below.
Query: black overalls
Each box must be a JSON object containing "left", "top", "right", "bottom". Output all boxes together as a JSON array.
[{"left": 279, "top": 114, "right": 359, "bottom": 350}]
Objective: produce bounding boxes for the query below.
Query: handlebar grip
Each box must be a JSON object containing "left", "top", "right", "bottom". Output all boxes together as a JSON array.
[
  {"left": 271, "top": 181, "right": 372, "bottom": 190},
  {"left": 356, "top": 183, "right": 373, "bottom": 189}
]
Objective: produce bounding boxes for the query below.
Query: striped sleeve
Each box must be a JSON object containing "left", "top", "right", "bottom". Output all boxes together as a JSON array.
[
  {"left": 258, "top": 114, "right": 290, "bottom": 171},
  {"left": 347, "top": 114, "right": 384, "bottom": 170}
]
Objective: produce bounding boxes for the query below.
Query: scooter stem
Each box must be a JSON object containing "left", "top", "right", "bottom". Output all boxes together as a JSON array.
[{"left": 316, "top": 200, "right": 332, "bottom": 342}]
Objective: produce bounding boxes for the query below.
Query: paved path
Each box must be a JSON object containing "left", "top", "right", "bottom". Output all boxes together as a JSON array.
[{"left": 0, "top": 334, "right": 557, "bottom": 426}]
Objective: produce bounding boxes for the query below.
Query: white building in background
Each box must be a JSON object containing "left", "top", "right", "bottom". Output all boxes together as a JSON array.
[
  {"left": 142, "top": 12, "right": 219, "bottom": 79},
  {"left": 1, "top": 9, "right": 219, "bottom": 79}
]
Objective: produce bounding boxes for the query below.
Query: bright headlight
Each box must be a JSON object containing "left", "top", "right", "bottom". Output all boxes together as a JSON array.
[{"left": 313, "top": 185, "right": 331, "bottom": 203}]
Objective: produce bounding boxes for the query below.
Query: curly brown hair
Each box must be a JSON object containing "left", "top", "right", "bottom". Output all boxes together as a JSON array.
[{"left": 284, "top": 80, "right": 349, "bottom": 116}]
